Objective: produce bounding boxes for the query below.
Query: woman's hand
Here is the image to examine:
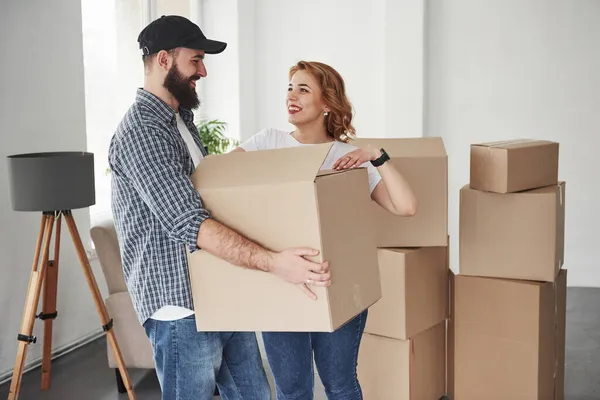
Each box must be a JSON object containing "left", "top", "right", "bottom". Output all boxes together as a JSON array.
[{"left": 333, "top": 145, "right": 382, "bottom": 170}]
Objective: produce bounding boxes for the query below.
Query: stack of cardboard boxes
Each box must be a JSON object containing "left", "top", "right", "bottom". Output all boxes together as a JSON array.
[
  {"left": 186, "top": 137, "right": 451, "bottom": 398},
  {"left": 353, "top": 138, "right": 450, "bottom": 400},
  {"left": 450, "top": 139, "right": 566, "bottom": 399}
]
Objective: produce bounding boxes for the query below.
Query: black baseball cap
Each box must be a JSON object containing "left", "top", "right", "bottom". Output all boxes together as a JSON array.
[{"left": 137, "top": 15, "right": 227, "bottom": 56}]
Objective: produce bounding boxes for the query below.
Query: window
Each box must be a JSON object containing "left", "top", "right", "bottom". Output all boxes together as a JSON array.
[{"left": 81, "top": 0, "right": 209, "bottom": 227}]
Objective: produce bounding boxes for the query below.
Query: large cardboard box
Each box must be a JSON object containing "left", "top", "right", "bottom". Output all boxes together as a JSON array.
[
  {"left": 470, "top": 139, "right": 559, "bottom": 193},
  {"left": 354, "top": 137, "right": 448, "bottom": 247},
  {"left": 364, "top": 247, "right": 449, "bottom": 340},
  {"left": 460, "top": 182, "right": 565, "bottom": 282},
  {"left": 358, "top": 323, "right": 447, "bottom": 400},
  {"left": 187, "top": 143, "right": 381, "bottom": 332},
  {"left": 451, "top": 270, "right": 567, "bottom": 400}
]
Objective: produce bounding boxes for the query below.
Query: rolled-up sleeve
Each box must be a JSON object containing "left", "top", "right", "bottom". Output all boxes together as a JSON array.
[{"left": 111, "top": 126, "right": 210, "bottom": 250}]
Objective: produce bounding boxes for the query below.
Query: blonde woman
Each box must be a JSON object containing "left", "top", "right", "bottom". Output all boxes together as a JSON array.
[{"left": 232, "top": 61, "right": 417, "bottom": 399}]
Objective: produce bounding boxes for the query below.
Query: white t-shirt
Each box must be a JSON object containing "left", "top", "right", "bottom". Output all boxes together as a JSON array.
[
  {"left": 176, "top": 113, "right": 204, "bottom": 168},
  {"left": 150, "top": 113, "right": 202, "bottom": 322},
  {"left": 240, "top": 128, "right": 382, "bottom": 194}
]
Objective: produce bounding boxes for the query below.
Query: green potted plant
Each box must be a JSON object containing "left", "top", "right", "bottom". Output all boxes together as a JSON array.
[{"left": 195, "top": 119, "right": 239, "bottom": 154}]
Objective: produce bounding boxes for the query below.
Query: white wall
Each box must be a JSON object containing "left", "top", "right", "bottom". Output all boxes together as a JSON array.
[
  {"left": 198, "top": 0, "right": 426, "bottom": 141},
  {"left": 385, "top": 0, "right": 426, "bottom": 139},
  {"left": 0, "top": 0, "right": 108, "bottom": 381},
  {"left": 246, "top": 0, "right": 425, "bottom": 141},
  {"left": 198, "top": 0, "right": 242, "bottom": 141},
  {"left": 426, "top": 0, "right": 600, "bottom": 286},
  {"left": 252, "top": 0, "right": 383, "bottom": 138}
]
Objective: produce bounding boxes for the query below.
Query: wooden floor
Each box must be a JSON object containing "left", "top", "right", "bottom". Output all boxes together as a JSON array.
[
  {"left": 0, "top": 335, "right": 327, "bottom": 399},
  {"left": 1, "top": 287, "right": 600, "bottom": 399}
]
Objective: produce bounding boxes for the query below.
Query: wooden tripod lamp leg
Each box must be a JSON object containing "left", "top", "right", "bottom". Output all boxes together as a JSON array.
[
  {"left": 41, "top": 213, "right": 61, "bottom": 390},
  {"left": 8, "top": 213, "right": 55, "bottom": 400},
  {"left": 63, "top": 211, "right": 136, "bottom": 400}
]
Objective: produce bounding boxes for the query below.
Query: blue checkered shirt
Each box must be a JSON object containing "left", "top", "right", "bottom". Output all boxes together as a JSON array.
[{"left": 108, "top": 88, "right": 211, "bottom": 325}]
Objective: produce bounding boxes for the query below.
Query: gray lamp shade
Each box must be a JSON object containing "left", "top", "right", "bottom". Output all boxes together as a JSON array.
[{"left": 7, "top": 152, "right": 96, "bottom": 212}]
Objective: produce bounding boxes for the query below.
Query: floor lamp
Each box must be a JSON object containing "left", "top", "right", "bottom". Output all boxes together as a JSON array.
[{"left": 6, "top": 151, "right": 135, "bottom": 399}]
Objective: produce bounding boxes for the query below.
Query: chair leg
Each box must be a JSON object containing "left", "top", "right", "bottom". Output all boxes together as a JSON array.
[{"left": 116, "top": 368, "right": 126, "bottom": 394}]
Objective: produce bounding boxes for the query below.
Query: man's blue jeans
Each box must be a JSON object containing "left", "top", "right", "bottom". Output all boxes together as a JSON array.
[
  {"left": 262, "top": 310, "right": 368, "bottom": 400},
  {"left": 143, "top": 315, "right": 271, "bottom": 400}
]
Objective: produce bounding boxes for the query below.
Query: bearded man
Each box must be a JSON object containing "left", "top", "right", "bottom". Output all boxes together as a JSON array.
[{"left": 108, "top": 15, "right": 330, "bottom": 400}]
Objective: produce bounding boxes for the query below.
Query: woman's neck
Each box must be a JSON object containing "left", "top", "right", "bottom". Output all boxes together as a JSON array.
[{"left": 292, "top": 121, "right": 332, "bottom": 144}]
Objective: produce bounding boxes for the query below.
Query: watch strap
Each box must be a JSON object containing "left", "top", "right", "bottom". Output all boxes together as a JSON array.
[{"left": 371, "top": 148, "right": 390, "bottom": 167}]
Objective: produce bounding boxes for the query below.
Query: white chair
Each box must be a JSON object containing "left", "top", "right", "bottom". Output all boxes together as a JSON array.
[{"left": 90, "top": 219, "right": 155, "bottom": 393}]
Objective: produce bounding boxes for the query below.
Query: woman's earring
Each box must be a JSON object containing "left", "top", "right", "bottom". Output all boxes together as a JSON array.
[{"left": 324, "top": 111, "right": 329, "bottom": 116}]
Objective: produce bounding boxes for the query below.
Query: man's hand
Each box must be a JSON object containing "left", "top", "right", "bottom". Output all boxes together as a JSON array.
[
  {"left": 270, "top": 248, "right": 331, "bottom": 285},
  {"left": 269, "top": 248, "right": 331, "bottom": 299},
  {"left": 296, "top": 283, "right": 317, "bottom": 300},
  {"left": 197, "top": 220, "right": 330, "bottom": 299}
]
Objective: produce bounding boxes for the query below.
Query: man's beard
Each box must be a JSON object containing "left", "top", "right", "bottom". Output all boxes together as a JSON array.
[{"left": 163, "top": 62, "right": 201, "bottom": 110}]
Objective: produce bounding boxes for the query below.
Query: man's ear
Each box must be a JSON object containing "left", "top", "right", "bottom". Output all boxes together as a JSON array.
[{"left": 156, "top": 50, "right": 171, "bottom": 71}]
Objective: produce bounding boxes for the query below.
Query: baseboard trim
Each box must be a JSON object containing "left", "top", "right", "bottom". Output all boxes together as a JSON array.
[{"left": 0, "top": 329, "right": 104, "bottom": 386}]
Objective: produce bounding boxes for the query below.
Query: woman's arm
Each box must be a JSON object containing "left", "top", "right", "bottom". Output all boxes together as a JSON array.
[
  {"left": 228, "top": 128, "right": 271, "bottom": 153},
  {"left": 333, "top": 146, "right": 417, "bottom": 217}
]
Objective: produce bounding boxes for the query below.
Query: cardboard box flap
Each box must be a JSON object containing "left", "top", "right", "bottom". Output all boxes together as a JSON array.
[
  {"left": 381, "top": 248, "right": 415, "bottom": 256},
  {"left": 316, "top": 168, "right": 359, "bottom": 178},
  {"left": 465, "top": 181, "right": 564, "bottom": 198},
  {"left": 353, "top": 137, "right": 446, "bottom": 158},
  {"left": 473, "top": 139, "right": 557, "bottom": 150},
  {"left": 529, "top": 181, "right": 565, "bottom": 200},
  {"left": 191, "top": 142, "right": 334, "bottom": 189}
]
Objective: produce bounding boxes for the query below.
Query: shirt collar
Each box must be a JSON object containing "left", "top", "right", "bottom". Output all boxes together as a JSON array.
[{"left": 135, "top": 88, "right": 195, "bottom": 124}]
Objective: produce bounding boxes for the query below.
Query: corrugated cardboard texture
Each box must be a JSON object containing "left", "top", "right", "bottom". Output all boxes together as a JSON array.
[
  {"left": 460, "top": 182, "right": 566, "bottom": 282},
  {"left": 358, "top": 323, "right": 447, "bottom": 400},
  {"left": 555, "top": 270, "right": 567, "bottom": 400},
  {"left": 354, "top": 137, "right": 448, "bottom": 247},
  {"left": 188, "top": 144, "right": 380, "bottom": 332},
  {"left": 447, "top": 271, "right": 455, "bottom": 400},
  {"left": 364, "top": 247, "right": 449, "bottom": 340},
  {"left": 452, "top": 270, "right": 567, "bottom": 400},
  {"left": 314, "top": 172, "right": 381, "bottom": 329},
  {"left": 470, "top": 139, "right": 559, "bottom": 193}
]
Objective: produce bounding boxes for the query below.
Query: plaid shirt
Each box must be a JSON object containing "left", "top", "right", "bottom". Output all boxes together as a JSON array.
[{"left": 108, "top": 88, "right": 211, "bottom": 325}]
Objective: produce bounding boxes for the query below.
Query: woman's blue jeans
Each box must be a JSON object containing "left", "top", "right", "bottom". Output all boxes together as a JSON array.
[{"left": 262, "top": 310, "right": 368, "bottom": 400}]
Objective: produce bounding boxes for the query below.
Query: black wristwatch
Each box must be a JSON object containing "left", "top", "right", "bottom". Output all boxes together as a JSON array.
[{"left": 370, "top": 148, "right": 390, "bottom": 167}]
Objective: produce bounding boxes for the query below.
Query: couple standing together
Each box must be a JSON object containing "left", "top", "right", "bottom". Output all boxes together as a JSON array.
[{"left": 109, "top": 15, "right": 417, "bottom": 400}]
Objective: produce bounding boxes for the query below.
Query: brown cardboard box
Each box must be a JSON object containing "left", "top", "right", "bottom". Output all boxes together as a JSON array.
[
  {"left": 358, "top": 323, "right": 447, "bottom": 400},
  {"left": 460, "top": 182, "right": 565, "bottom": 282},
  {"left": 470, "top": 139, "right": 559, "bottom": 193},
  {"left": 364, "top": 247, "right": 449, "bottom": 340},
  {"left": 354, "top": 137, "right": 448, "bottom": 247},
  {"left": 452, "top": 270, "right": 567, "bottom": 400},
  {"left": 554, "top": 270, "right": 567, "bottom": 400},
  {"left": 446, "top": 271, "right": 455, "bottom": 400},
  {"left": 187, "top": 143, "right": 381, "bottom": 332}
]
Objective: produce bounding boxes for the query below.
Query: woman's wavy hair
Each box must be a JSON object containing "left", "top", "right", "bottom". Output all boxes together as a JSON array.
[{"left": 289, "top": 61, "right": 356, "bottom": 143}]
